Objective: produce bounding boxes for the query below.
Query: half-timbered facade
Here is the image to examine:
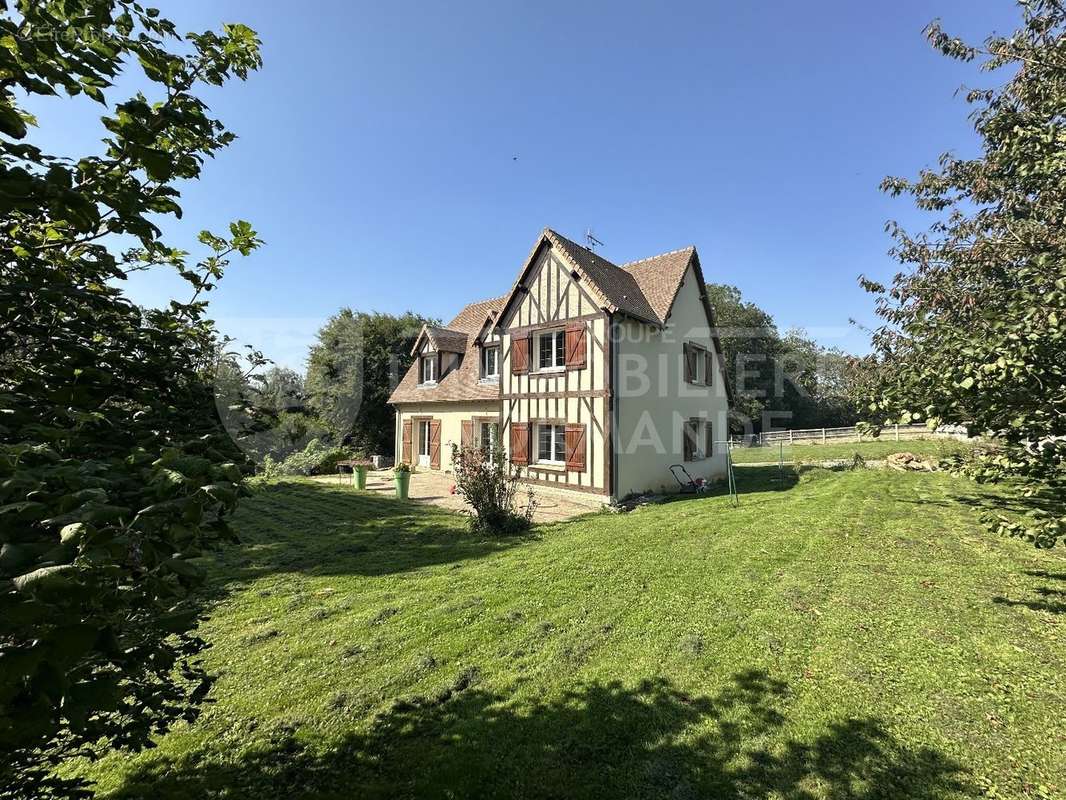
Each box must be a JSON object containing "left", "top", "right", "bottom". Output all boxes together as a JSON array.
[{"left": 388, "top": 228, "right": 732, "bottom": 501}]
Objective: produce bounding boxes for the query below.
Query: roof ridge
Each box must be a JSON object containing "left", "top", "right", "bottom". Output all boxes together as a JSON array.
[
  {"left": 621, "top": 245, "right": 695, "bottom": 269},
  {"left": 544, "top": 228, "right": 622, "bottom": 268},
  {"left": 465, "top": 294, "right": 507, "bottom": 309}
]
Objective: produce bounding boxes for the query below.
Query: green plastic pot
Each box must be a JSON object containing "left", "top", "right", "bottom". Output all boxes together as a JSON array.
[
  {"left": 352, "top": 464, "right": 368, "bottom": 489},
  {"left": 394, "top": 470, "right": 411, "bottom": 499}
]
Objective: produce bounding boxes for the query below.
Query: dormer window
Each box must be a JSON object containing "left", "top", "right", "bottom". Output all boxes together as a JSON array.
[
  {"left": 481, "top": 346, "right": 499, "bottom": 381},
  {"left": 419, "top": 354, "right": 437, "bottom": 385}
]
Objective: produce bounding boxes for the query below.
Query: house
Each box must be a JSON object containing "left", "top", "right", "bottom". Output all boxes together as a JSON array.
[{"left": 387, "top": 228, "right": 732, "bottom": 501}]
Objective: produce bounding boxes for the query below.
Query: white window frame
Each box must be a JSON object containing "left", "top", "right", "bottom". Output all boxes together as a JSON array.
[
  {"left": 535, "top": 423, "right": 566, "bottom": 465},
  {"left": 420, "top": 353, "right": 437, "bottom": 385},
  {"left": 535, "top": 329, "right": 566, "bottom": 372},
  {"left": 481, "top": 345, "right": 499, "bottom": 381}
]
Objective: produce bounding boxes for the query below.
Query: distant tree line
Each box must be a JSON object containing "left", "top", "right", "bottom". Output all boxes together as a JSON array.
[
  {"left": 706, "top": 284, "right": 862, "bottom": 434},
  {"left": 220, "top": 310, "right": 435, "bottom": 467}
]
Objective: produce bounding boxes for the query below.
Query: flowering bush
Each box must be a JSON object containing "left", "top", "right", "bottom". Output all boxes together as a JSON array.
[{"left": 450, "top": 440, "right": 536, "bottom": 535}]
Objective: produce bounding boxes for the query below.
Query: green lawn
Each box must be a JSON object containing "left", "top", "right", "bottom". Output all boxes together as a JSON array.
[
  {"left": 70, "top": 468, "right": 1064, "bottom": 799},
  {"left": 729, "top": 437, "right": 979, "bottom": 464}
]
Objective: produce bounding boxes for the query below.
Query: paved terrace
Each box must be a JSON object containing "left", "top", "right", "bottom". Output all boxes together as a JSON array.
[{"left": 314, "top": 469, "right": 607, "bottom": 523}]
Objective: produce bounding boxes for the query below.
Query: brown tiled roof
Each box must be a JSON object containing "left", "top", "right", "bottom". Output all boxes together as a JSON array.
[
  {"left": 545, "top": 229, "right": 661, "bottom": 324},
  {"left": 420, "top": 326, "right": 467, "bottom": 353},
  {"left": 621, "top": 246, "right": 696, "bottom": 324},
  {"left": 388, "top": 296, "right": 505, "bottom": 404},
  {"left": 389, "top": 229, "right": 734, "bottom": 406}
]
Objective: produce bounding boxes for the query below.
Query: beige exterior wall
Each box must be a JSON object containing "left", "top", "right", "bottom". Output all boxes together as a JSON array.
[
  {"left": 499, "top": 245, "right": 610, "bottom": 495},
  {"left": 394, "top": 402, "right": 499, "bottom": 472},
  {"left": 614, "top": 263, "right": 730, "bottom": 497}
]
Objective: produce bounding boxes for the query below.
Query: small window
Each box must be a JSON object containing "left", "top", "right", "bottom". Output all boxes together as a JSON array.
[
  {"left": 684, "top": 343, "right": 710, "bottom": 385},
  {"left": 537, "top": 330, "right": 566, "bottom": 371},
  {"left": 420, "top": 354, "right": 437, "bottom": 385},
  {"left": 481, "top": 346, "right": 499, "bottom": 380},
  {"left": 536, "top": 423, "right": 565, "bottom": 464},
  {"left": 683, "top": 418, "right": 713, "bottom": 461}
]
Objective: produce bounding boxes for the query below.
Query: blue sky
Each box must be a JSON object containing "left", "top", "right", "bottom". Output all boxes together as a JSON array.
[{"left": 27, "top": 1, "right": 1018, "bottom": 368}]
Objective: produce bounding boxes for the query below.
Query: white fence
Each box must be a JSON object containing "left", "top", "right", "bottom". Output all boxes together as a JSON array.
[{"left": 730, "top": 423, "right": 968, "bottom": 448}]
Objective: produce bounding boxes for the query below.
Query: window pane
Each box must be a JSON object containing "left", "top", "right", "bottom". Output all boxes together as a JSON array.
[
  {"left": 555, "top": 331, "right": 565, "bottom": 366},
  {"left": 553, "top": 425, "right": 565, "bottom": 462},
  {"left": 486, "top": 348, "right": 497, "bottom": 375},
  {"left": 539, "top": 335, "right": 552, "bottom": 369},
  {"left": 538, "top": 425, "right": 551, "bottom": 460}
]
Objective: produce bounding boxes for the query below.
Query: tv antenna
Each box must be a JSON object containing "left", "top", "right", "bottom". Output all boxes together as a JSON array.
[{"left": 585, "top": 228, "right": 603, "bottom": 251}]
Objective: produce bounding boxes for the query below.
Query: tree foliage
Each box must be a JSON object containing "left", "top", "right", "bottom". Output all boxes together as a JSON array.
[
  {"left": 0, "top": 2, "right": 261, "bottom": 795},
  {"left": 859, "top": 0, "right": 1065, "bottom": 546},
  {"left": 305, "top": 309, "right": 435, "bottom": 455}
]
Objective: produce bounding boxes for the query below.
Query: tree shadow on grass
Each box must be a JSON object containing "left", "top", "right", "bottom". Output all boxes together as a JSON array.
[
  {"left": 108, "top": 670, "right": 970, "bottom": 800},
  {"left": 219, "top": 479, "right": 532, "bottom": 581},
  {"left": 993, "top": 569, "right": 1066, "bottom": 615}
]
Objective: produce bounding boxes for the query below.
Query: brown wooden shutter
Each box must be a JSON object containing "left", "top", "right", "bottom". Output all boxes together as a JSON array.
[
  {"left": 565, "top": 424, "right": 586, "bottom": 471},
  {"left": 429, "top": 419, "right": 441, "bottom": 469},
  {"left": 461, "top": 419, "right": 474, "bottom": 449},
  {"left": 705, "top": 421, "right": 713, "bottom": 459},
  {"left": 682, "top": 420, "right": 694, "bottom": 462},
  {"left": 683, "top": 343, "right": 695, "bottom": 383},
  {"left": 564, "top": 323, "right": 587, "bottom": 369},
  {"left": 704, "top": 349, "right": 713, "bottom": 387},
  {"left": 510, "top": 422, "right": 530, "bottom": 465},
  {"left": 511, "top": 335, "right": 528, "bottom": 374},
  {"left": 401, "top": 419, "right": 413, "bottom": 464}
]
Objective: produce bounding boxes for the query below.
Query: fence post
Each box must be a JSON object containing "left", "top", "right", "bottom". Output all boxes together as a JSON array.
[
  {"left": 789, "top": 429, "right": 793, "bottom": 444},
  {"left": 822, "top": 427, "right": 826, "bottom": 444},
  {"left": 895, "top": 423, "right": 899, "bottom": 441}
]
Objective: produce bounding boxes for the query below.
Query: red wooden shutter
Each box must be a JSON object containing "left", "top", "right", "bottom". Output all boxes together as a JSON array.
[
  {"left": 461, "top": 419, "right": 474, "bottom": 449},
  {"left": 565, "top": 424, "right": 586, "bottom": 471},
  {"left": 565, "top": 323, "right": 587, "bottom": 369},
  {"left": 683, "top": 343, "right": 694, "bottom": 383},
  {"left": 429, "top": 420, "right": 441, "bottom": 469},
  {"left": 401, "top": 420, "right": 413, "bottom": 464},
  {"left": 511, "top": 335, "right": 528, "bottom": 374},
  {"left": 510, "top": 422, "right": 530, "bottom": 465},
  {"left": 704, "top": 349, "right": 713, "bottom": 387}
]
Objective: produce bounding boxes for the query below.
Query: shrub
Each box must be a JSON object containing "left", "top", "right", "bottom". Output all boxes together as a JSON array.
[
  {"left": 394, "top": 462, "right": 412, "bottom": 474},
  {"left": 450, "top": 441, "right": 536, "bottom": 535},
  {"left": 276, "top": 439, "right": 353, "bottom": 476}
]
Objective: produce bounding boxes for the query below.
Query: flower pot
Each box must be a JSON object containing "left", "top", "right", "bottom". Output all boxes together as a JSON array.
[
  {"left": 353, "top": 464, "right": 368, "bottom": 490},
  {"left": 394, "top": 471, "right": 411, "bottom": 499}
]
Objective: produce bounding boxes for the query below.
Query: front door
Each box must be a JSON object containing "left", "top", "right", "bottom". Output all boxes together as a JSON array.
[{"left": 418, "top": 420, "right": 431, "bottom": 467}]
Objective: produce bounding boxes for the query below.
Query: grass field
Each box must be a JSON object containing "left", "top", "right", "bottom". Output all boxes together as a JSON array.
[
  {"left": 729, "top": 437, "right": 979, "bottom": 465},
  {"left": 68, "top": 467, "right": 1064, "bottom": 799}
]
